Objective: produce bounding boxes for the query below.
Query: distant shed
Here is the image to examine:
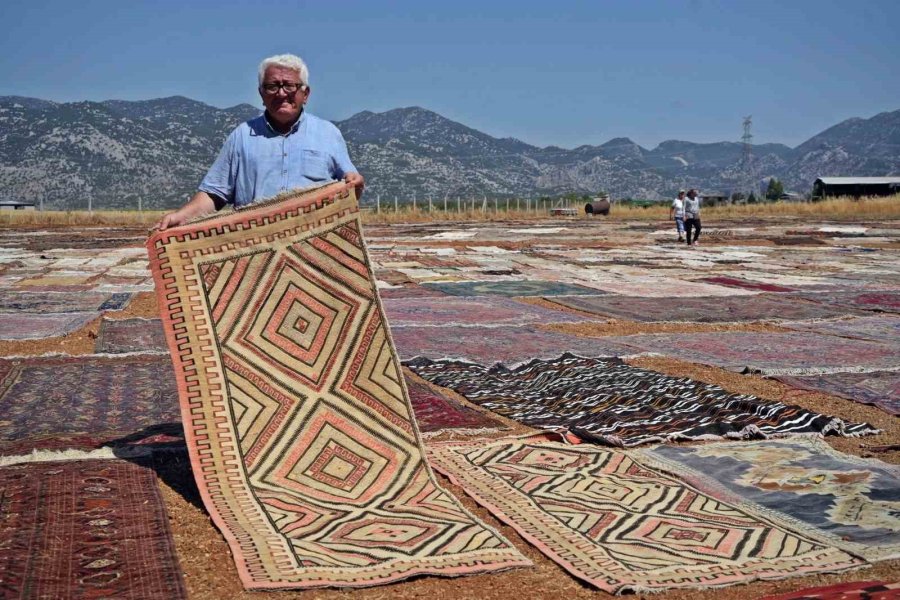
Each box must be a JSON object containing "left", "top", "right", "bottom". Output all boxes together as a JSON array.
[
  {"left": 0, "top": 201, "right": 35, "bottom": 211},
  {"left": 701, "top": 192, "right": 729, "bottom": 206},
  {"left": 813, "top": 177, "right": 900, "bottom": 199}
]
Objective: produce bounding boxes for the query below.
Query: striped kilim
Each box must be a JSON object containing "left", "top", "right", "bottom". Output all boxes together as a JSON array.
[
  {"left": 146, "top": 182, "right": 528, "bottom": 590},
  {"left": 428, "top": 436, "right": 863, "bottom": 593}
]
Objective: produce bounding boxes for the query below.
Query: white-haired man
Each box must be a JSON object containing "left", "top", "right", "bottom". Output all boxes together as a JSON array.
[{"left": 156, "top": 54, "right": 364, "bottom": 230}]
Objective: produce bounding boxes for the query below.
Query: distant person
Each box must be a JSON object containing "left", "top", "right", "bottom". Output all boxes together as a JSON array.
[
  {"left": 669, "top": 190, "right": 686, "bottom": 242},
  {"left": 155, "top": 53, "right": 364, "bottom": 230},
  {"left": 684, "top": 188, "right": 701, "bottom": 246}
]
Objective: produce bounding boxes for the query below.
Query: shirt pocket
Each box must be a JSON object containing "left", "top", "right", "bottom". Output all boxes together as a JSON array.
[{"left": 300, "top": 149, "right": 331, "bottom": 181}]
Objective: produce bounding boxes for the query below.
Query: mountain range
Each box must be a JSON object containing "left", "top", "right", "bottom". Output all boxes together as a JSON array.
[{"left": 0, "top": 95, "right": 898, "bottom": 210}]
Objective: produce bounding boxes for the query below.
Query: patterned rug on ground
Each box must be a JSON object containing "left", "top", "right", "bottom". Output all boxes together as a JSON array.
[
  {"left": 427, "top": 435, "right": 862, "bottom": 593},
  {"left": 783, "top": 315, "right": 900, "bottom": 345},
  {"left": 405, "top": 354, "right": 876, "bottom": 446},
  {"left": 618, "top": 331, "right": 900, "bottom": 375},
  {"left": 381, "top": 295, "right": 591, "bottom": 327},
  {"left": 391, "top": 324, "right": 635, "bottom": 363},
  {"left": 0, "top": 354, "right": 182, "bottom": 453},
  {"left": 773, "top": 371, "right": 900, "bottom": 416},
  {"left": 405, "top": 376, "right": 506, "bottom": 436},
  {"left": 421, "top": 280, "right": 601, "bottom": 297},
  {"left": 800, "top": 291, "right": 900, "bottom": 314},
  {"left": 759, "top": 580, "right": 900, "bottom": 600},
  {"left": 0, "top": 311, "right": 96, "bottom": 340},
  {"left": 147, "top": 182, "right": 529, "bottom": 590},
  {"left": 544, "top": 294, "right": 851, "bottom": 323},
  {"left": 0, "top": 459, "right": 187, "bottom": 599},
  {"left": 633, "top": 437, "right": 900, "bottom": 561},
  {"left": 697, "top": 276, "right": 798, "bottom": 293},
  {"left": 0, "top": 290, "right": 131, "bottom": 313},
  {"left": 95, "top": 317, "right": 168, "bottom": 353}
]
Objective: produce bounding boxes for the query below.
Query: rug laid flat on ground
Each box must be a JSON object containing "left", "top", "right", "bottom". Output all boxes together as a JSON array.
[
  {"left": 0, "top": 290, "right": 131, "bottom": 313},
  {"left": 421, "top": 280, "right": 600, "bottom": 297},
  {"left": 544, "top": 294, "right": 851, "bottom": 323},
  {"left": 427, "top": 436, "right": 862, "bottom": 593},
  {"left": 405, "top": 376, "right": 506, "bottom": 437},
  {"left": 0, "top": 354, "right": 181, "bottom": 453},
  {"left": 391, "top": 324, "right": 635, "bottom": 363},
  {"left": 783, "top": 315, "right": 900, "bottom": 345},
  {"left": 773, "top": 371, "right": 900, "bottom": 417},
  {"left": 381, "top": 295, "right": 591, "bottom": 327},
  {"left": 406, "top": 354, "right": 876, "bottom": 446},
  {"left": 0, "top": 311, "right": 96, "bottom": 340},
  {"left": 801, "top": 291, "right": 900, "bottom": 314},
  {"left": 619, "top": 331, "right": 900, "bottom": 375},
  {"left": 0, "top": 459, "right": 186, "bottom": 599},
  {"left": 697, "top": 276, "right": 798, "bottom": 293},
  {"left": 95, "top": 317, "right": 168, "bottom": 353},
  {"left": 633, "top": 437, "right": 900, "bottom": 561},
  {"left": 760, "top": 580, "right": 900, "bottom": 599},
  {"left": 147, "top": 182, "right": 528, "bottom": 590}
]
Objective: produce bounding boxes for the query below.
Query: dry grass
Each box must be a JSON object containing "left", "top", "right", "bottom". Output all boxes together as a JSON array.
[{"left": 0, "top": 210, "right": 165, "bottom": 227}]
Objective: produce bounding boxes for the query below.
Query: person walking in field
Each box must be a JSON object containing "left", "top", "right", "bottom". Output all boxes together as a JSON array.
[
  {"left": 684, "top": 188, "right": 702, "bottom": 246},
  {"left": 156, "top": 53, "right": 364, "bottom": 230},
  {"left": 670, "top": 190, "right": 686, "bottom": 242}
]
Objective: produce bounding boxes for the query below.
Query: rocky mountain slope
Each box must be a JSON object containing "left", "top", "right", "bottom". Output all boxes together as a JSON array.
[{"left": 0, "top": 95, "right": 897, "bottom": 209}]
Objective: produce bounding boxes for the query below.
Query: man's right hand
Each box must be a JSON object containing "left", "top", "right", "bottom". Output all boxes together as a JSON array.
[
  {"left": 153, "top": 192, "right": 218, "bottom": 231},
  {"left": 154, "top": 211, "right": 186, "bottom": 231}
]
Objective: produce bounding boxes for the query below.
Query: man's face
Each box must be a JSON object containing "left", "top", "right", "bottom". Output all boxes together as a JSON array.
[{"left": 259, "top": 65, "right": 310, "bottom": 127}]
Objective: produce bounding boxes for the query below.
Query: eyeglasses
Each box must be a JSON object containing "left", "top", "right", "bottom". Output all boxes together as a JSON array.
[{"left": 261, "top": 82, "right": 305, "bottom": 94}]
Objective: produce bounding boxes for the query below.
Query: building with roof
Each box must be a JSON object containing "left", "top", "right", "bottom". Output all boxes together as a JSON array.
[
  {"left": 812, "top": 177, "right": 900, "bottom": 199},
  {"left": 0, "top": 200, "right": 35, "bottom": 211}
]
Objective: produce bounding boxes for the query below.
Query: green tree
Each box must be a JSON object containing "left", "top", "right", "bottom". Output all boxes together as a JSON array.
[{"left": 765, "top": 178, "right": 784, "bottom": 201}]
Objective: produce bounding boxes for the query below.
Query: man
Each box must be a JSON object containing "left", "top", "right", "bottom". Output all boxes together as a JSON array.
[
  {"left": 669, "top": 190, "right": 686, "bottom": 242},
  {"left": 684, "top": 188, "right": 702, "bottom": 246},
  {"left": 156, "top": 54, "right": 364, "bottom": 230}
]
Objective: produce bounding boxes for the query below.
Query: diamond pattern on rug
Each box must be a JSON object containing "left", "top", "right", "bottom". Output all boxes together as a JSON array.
[
  {"left": 405, "top": 376, "right": 506, "bottom": 436},
  {"left": 147, "top": 182, "right": 529, "bottom": 590},
  {"left": 428, "top": 436, "right": 862, "bottom": 593},
  {"left": 0, "top": 355, "right": 181, "bottom": 453},
  {"left": 633, "top": 437, "right": 900, "bottom": 561},
  {"left": 406, "top": 354, "right": 875, "bottom": 446},
  {"left": 382, "top": 296, "right": 591, "bottom": 327},
  {"left": 0, "top": 460, "right": 186, "bottom": 599},
  {"left": 773, "top": 371, "right": 900, "bottom": 416},
  {"left": 95, "top": 317, "right": 168, "bottom": 354},
  {"left": 0, "top": 312, "right": 96, "bottom": 340},
  {"left": 421, "top": 280, "right": 600, "bottom": 297}
]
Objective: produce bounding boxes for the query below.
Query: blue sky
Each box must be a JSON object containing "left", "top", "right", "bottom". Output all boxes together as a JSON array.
[{"left": 1, "top": 0, "right": 898, "bottom": 149}]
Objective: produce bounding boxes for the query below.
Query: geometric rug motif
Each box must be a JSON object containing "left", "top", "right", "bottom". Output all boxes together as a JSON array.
[
  {"left": 0, "top": 459, "right": 187, "bottom": 599},
  {"left": 0, "top": 290, "right": 131, "bottom": 313},
  {"left": 381, "top": 296, "right": 592, "bottom": 328},
  {"left": 617, "top": 331, "right": 900, "bottom": 375},
  {"left": 420, "top": 280, "right": 601, "bottom": 297},
  {"left": 392, "top": 325, "right": 635, "bottom": 363},
  {"left": 543, "top": 294, "right": 852, "bottom": 323},
  {"left": 782, "top": 315, "right": 900, "bottom": 345},
  {"left": 146, "top": 182, "right": 529, "bottom": 589},
  {"left": 405, "top": 354, "right": 877, "bottom": 447},
  {"left": 773, "top": 371, "right": 900, "bottom": 416},
  {"left": 404, "top": 376, "right": 506, "bottom": 436},
  {"left": 0, "top": 311, "right": 97, "bottom": 340},
  {"left": 633, "top": 437, "right": 900, "bottom": 561},
  {"left": 428, "top": 436, "right": 863, "bottom": 593},
  {"left": 0, "top": 354, "right": 181, "bottom": 453},
  {"left": 95, "top": 317, "right": 168, "bottom": 354},
  {"left": 759, "top": 580, "right": 900, "bottom": 600}
]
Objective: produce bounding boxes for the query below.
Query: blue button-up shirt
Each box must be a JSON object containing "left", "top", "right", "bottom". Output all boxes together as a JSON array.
[{"left": 199, "top": 111, "right": 357, "bottom": 208}]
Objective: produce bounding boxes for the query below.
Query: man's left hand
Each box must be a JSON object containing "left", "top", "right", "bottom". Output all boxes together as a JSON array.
[{"left": 344, "top": 172, "right": 365, "bottom": 198}]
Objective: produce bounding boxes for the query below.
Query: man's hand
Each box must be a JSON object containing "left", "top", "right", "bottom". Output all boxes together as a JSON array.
[
  {"left": 152, "top": 192, "right": 218, "bottom": 231},
  {"left": 344, "top": 172, "right": 365, "bottom": 198},
  {"left": 154, "top": 211, "right": 187, "bottom": 231}
]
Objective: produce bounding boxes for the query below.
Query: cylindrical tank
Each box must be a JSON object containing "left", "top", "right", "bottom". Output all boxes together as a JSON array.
[{"left": 585, "top": 198, "right": 610, "bottom": 215}]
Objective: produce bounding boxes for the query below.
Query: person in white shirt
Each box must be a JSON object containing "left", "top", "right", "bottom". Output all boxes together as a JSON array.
[
  {"left": 684, "top": 188, "right": 702, "bottom": 246},
  {"left": 669, "top": 190, "right": 686, "bottom": 242}
]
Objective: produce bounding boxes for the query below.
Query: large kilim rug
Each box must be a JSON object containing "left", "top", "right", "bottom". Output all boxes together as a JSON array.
[
  {"left": 544, "top": 294, "right": 850, "bottom": 323},
  {"left": 633, "top": 437, "right": 900, "bottom": 561},
  {"left": 381, "top": 295, "right": 590, "bottom": 327},
  {"left": 0, "top": 459, "right": 187, "bottom": 599},
  {"left": 391, "top": 324, "right": 634, "bottom": 363},
  {"left": 773, "top": 371, "right": 900, "bottom": 416},
  {"left": 0, "top": 354, "right": 181, "bottom": 453},
  {"left": 760, "top": 580, "right": 900, "bottom": 600},
  {"left": 801, "top": 291, "right": 900, "bottom": 314},
  {"left": 406, "top": 354, "right": 876, "bottom": 446},
  {"left": 618, "top": 331, "right": 900, "bottom": 375},
  {"left": 421, "top": 280, "right": 600, "bottom": 297},
  {"left": 95, "top": 317, "right": 168, "bottom": 353},
  {"left": 427, "top": 435, "right": 862, "bottom": 593},
  {"left": 405, "top": 376, "right": 506, "bottom": 437},
  {"left": 698, "top": 276, "right": 798, "bottom": 293},
  {"left": 0, "top": 311, "right": 96, "bottom": 340},
  {"left": 146, "top": 182, "right": 528, "bottom": 589},
  {"left": 783, "top": 315, "right": 900, "bottom": 345}
]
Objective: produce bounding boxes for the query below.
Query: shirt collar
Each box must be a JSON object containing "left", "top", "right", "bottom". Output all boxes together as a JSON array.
[{"left": 263, "top": 109, "right": 305, "bottom": 136}]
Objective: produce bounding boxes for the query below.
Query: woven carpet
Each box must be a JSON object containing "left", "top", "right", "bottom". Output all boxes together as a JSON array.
[
  {"left": 633, "top": 437, "right": 900, "bottom": 561},
  {"left": 405, "top": 376, "right": 506, "bottom": 436},
  {"left": 95, "top": 317, "right": 168, "bottom": 353},
  {"left": 773, "top": 371, "right": 900, "bottom": 417},
  {"left": 406, "top": 354, "right": 876, "bottom": 446},
  {"left": 0, "top": 290, "right": 131, "bottom": 313},
  {"left": 382, "top": 295, "right": 590, "bottom": 327},
  {"left": 0, "top": 355, "right": 181, "bottom": 453},
  {"left": 421, "top": 280, "right": 600, "bottom": 297},
  {"left": 147, "top": 182, "right": 528, "bottom": 590},
  {"left": 801, "top": 291, "right": 900, "bottom": 314},
  {"left": 783, "top": 315, "right": 900, "bottom": 344},
  {"left": 544, "top": 294, "right": 849, "bottom": 323},
  {"left": 0, "top": 311, "right": 96, "bottom": 340},
  {"left": 619, "top": 331, "right": 900, "bottom": 375},
  {"left": 392, "top": 324, "right": 634, "bottom": 363},
  {"left": 428, "top": 435, "right": 862, "bottom": 593},
  {"left": 698, "top": 276, "right": 798, "bottom": 293},
  {"left": 760, "top": 581, "right": 900, "bottom": 599},
  {"left": 0, "top": 459, "right": 186, "bottom": 599}
]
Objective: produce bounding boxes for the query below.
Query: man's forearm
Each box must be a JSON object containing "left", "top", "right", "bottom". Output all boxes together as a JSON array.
[{"left": 155, "top": 191, "right": 219, "bottom": 230}]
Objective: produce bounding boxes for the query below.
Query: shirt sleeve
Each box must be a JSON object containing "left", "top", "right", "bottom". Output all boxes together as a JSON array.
[
  {"left": 329, "top": 129, "right": 357, "bottom": 179},
  {"left": 199, "top": 128, "right": 239, "bottom": 204}
]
